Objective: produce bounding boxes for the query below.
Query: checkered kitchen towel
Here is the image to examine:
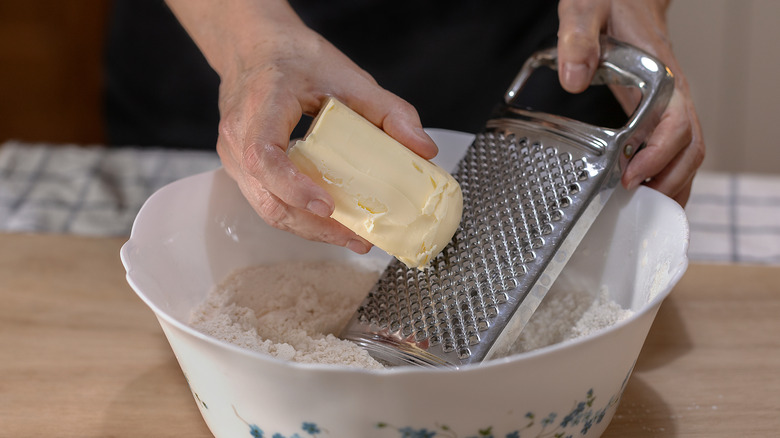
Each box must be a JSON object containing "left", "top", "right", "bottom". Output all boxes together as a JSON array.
[
  {"left": 1, "top": 141, "right": 779, "bottom": 265},
  {"left": 0, "top": 141, "right": 220, "bottom": 236},
  {"left": 686, "top": 171, "right": 780, "bottom": 265}
]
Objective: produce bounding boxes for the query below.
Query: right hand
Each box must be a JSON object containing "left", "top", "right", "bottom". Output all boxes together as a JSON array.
[{"left": 168, "top": 0, "right": 438, "bottom": 253}]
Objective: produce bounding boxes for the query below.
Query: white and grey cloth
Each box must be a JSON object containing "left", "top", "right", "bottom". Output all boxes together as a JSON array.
[
  {"left": 686, "top": 171, "right": 780, "bottom": 265},
  {"left": 2, "top": 141, "right": 779, "bottom": 265},
  {"left": 0, "top": 141, "right": 220, "bottom": 236}
]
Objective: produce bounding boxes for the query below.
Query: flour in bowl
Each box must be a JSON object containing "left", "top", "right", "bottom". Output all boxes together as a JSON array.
[
  {"left": 190, "top": 261, "right": 632, "bottom": 369},
  {"left": 509, "top": 286, "right": 633, "bottom": 354},
  {"left": 190, "top": 261, "right": 384, "bottom": 369}
]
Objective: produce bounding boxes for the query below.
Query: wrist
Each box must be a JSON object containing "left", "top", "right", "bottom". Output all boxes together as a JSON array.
[{"left": 165, "top": 0, "right": 306, "bottom": 78}]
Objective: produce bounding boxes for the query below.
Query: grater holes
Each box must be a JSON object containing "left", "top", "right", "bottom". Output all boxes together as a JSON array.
[
  {"left": 450, "top": 319, "right": 463, "bottom": 336},
  {"left": 358, "top": 308, "right": 370, "bottom": 324},
  {"left": 351, "top": 130, "right": 598, "bottom": 360},
  {"left": 512, "top": 262, "right": 528, "bottom": 277}
]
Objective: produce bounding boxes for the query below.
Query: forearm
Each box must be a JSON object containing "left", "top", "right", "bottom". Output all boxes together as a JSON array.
[{"left": 165, "top": 0, "right": 306, "bottom": 78}]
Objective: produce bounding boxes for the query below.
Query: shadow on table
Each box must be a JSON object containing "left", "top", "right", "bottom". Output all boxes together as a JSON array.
[
  {"left": 602, "top": 290, "right": 692, "bottom": 436},
  {"left": 603, "top": 375, "right": 678, "bottom": 436},
  {"left": 635, "top": 292, "right": 693, "bottom": 372},
  {"left": 101, "top": 358, "right": 213, "bottom": 438}
]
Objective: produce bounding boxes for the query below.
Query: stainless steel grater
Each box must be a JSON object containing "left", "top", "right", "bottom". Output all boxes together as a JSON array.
[{"left": 340, "top": 37, "right": 674, "bottom": 368}]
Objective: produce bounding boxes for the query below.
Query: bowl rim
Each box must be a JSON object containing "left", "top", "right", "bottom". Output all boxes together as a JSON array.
[{"left": 120, "top": 166, "right": 690, "bottom": 376}]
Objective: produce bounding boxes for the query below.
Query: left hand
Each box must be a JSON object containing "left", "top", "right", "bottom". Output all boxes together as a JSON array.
[{"left": 556, "top": 0, "right": 705, "bottom": 206}]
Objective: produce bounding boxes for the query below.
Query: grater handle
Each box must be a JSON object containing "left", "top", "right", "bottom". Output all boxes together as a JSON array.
[{"left": 504, "top": 36, "right": 674, "bottom": 159}]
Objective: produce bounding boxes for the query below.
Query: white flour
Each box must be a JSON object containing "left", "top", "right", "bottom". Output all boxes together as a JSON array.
[
  {"left": 190, "top": 261, "right": 383, "bottom": 369},
  {"left": 509, "top": 286, "right": 633, "bottom": 354},
  {"left": 190, "top": 261, "right": 633, "bottom": 369}
]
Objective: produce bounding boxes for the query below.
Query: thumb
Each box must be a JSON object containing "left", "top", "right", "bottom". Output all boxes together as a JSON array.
[
  {"left": 341, "top": 90, "right": 439, "bottom": 160},
  {"left": 556, "top": 0, "right": 610, "bottom": 93}
]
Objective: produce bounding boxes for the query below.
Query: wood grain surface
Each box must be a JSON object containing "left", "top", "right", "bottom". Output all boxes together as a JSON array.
[{"left": 1, "top": 233, "right": 778, "bottom": 437}]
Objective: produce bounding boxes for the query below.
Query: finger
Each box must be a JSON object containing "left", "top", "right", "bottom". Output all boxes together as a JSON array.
[
  {"left": 340, "top": 89, "right": 439, "bottom": 160},
  {"left": 622, "top": 93, "right": 694, "bottom": 191},
  {"left": 557, "top": 0, "right": 610, "bottom": 93},
  {"left": 241, "top": 139, "right": 336, "bottom": 217},
  {"left": 671, "top": 179, "right": 693, "bottom": 207},
  {"left": 642, "top": 130, "right": 704, "bottom": 205},
  {"left": 233, "top": 94, "right": 338, "bottom": 219},
  {"left": 243, "top": 178, "right": 373, "bottom": 254},
  {"left": 219, "top": 145, "right": 373, "bottom": 253}
]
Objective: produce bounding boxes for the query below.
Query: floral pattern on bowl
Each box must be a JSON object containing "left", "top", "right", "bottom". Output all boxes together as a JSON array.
[
  {"left": 383, "top": 367, "right": 632, "bottom": 438},
  {"left": 235, "top": 406, "right": 326, "bottom": 438},
  {"left": 234, "top": 372, "right": 628, "bottom": 438},
  {"left": 375, "top": 386, "right": 620, "bottom": 438}
]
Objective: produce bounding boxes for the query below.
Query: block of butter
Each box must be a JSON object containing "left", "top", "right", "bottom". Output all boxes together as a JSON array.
[{"left": 288, "top": 97, "right": 463, "bottom": 269}]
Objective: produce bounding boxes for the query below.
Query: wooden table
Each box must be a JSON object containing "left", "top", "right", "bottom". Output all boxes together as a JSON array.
[{"left": 2, "top": 233, "right": 779, "bottom": 437}]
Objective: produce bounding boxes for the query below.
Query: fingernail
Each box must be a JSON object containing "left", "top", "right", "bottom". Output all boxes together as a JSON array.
[
  {"left": 346, "top": 239, "right": 369, "bottom": 254},
  {"left": 412, "top": 127, "right": 437, "bottom": 158},
  {"left": 626, "top": 175, "right": 645, "bottom": 191},
  {"left": 413, "top": 126, "right": 433, "bottom": 143},
  {"left": 306, "top": 199, "right": 332, "bottom": 217},
  {"left": 562, "top": 62, "right": 589, "bottom": 92}
]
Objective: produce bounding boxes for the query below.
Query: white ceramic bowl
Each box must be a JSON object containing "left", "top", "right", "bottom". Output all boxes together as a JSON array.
[{"left": 121, "top": 129, "right": 689, "bottom": 438}]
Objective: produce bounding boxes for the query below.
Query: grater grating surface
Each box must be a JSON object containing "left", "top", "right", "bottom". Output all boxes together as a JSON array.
[{"left": 341, "top": 37, "right": 674, "bottom": 368}]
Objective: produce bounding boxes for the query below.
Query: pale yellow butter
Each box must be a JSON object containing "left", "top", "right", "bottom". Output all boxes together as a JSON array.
[{"left": 288, "top": 97, "right": 463, "bottom": 269}]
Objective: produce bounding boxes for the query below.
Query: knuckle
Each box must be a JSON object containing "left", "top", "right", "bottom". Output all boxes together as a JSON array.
[
  {"left": 217, "top": 115, "right": 239, "bottom": 152},
  {"left": 692, "top": 140, "right": 706, "bottom": 168},
  {"left": 394, "top": 97, "right": 417, "bottom": 115},
  {"left": 217, "top": 117, "right": 238, "bottom": 147},
  {"left": 557, "top": 0, "right": 605, "bottom": 49},
  {"left": 256, "top": 192, "right": 292, "bottom": 231},
  {"left": 561, "top": 30, "right": 599, "bottom": 52},
  {"left": 674, "top": 112, "right": 694, "bottom": 146},
  {"left": 240, "top": 142, "right": 271, "bottom": 177}
]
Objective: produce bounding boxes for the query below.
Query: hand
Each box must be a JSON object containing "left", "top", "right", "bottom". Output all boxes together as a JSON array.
[
  {"left": 166, "top": 0, "right": 437, "bottom": 253},
  {"left": 556, "top": 0, "right": 705, "bottom": 206}
]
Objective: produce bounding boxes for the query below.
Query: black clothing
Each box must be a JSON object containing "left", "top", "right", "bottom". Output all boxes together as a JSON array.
[{"left": 104, "top": 0, "right": 625, "bottom": 149}]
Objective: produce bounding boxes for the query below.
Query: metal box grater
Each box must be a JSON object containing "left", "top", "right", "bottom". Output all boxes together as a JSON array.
[{"left": 340, "top": 37, "right": 674, "bottom": 368}]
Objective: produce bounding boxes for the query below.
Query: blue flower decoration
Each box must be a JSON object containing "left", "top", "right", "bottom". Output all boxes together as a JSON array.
[
  {"left": 237, "top": 376, "right": 627, "bottom": 438},
  {"left": 249, "top": 424, "right": 263, "bottom": 438},
  {"left": 398, "top": 427, "right": 437, "bottom": 438},
  {"left": 302, "top": 422, "right": 321, "bottom": 434}
]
